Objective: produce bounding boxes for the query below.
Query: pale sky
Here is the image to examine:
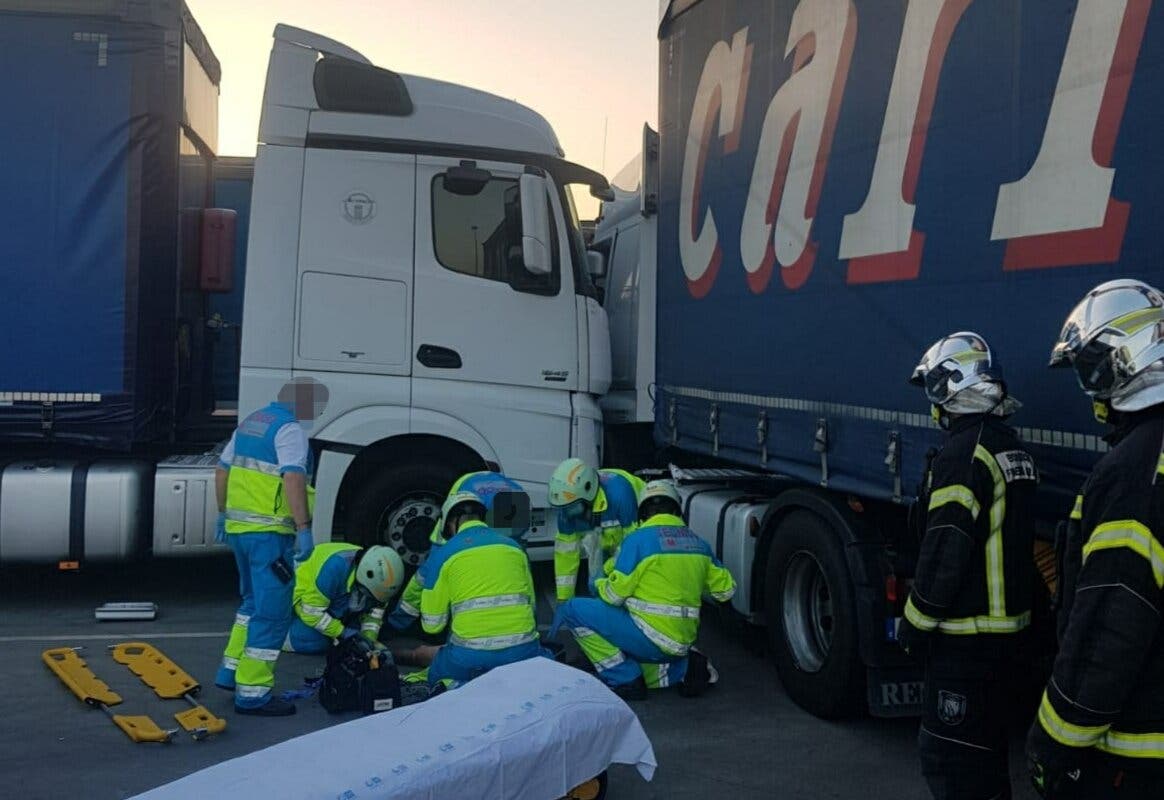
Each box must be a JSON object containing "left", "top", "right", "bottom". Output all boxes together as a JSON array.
[{"left": 186, "top": 0, "right": 659, "bottom": 216}]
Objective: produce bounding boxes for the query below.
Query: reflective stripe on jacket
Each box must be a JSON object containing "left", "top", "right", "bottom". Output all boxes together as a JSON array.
[
  {"left": 418, "top": 520, "right": 538, "bottom": 650},
  {"left": 903, "top": 415, "right": 1037, "bottom": 639},
  {"left": 554, "top": 469, "right": 642, "bottom": 601},
  {"left": 1036, "top": 409, "right": 1164, "bottom": 767},
  {"left": 224, "top": 402, "right": 315, "bottom": 534},
  {"left": 293, "top": 542, "right": 382, "bottom": 642},
  {"left": 594, "top": 513, "right": 736, "bottom": 657}
]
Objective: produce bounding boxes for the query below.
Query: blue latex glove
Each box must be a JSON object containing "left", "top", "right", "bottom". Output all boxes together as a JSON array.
[
  {"left": 215, "top": 512, "right": 227, "bottom": 544},
  {"left": 292, "top": 527, "right": 314, "bottom": 562},
  {"left": 340, "top": 627, "right": 360, "bottom": 640}
]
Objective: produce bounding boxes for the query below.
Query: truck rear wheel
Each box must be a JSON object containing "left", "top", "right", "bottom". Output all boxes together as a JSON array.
[
  {"left": 765, "top": 510, "right": 862, "bottom": 719},
  {"left": 346, "top": 462, "right": 464, "bottom": 567}
]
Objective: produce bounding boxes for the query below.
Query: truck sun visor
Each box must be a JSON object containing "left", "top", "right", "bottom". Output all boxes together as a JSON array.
[{"left": 312, "top": 56, "right": 413, "bottom": 117}]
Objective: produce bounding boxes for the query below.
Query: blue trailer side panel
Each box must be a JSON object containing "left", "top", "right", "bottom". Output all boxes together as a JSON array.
[
  {"left": 0, "top": 15, "right": 130, "bottom": 394},
  {"left": 0, "top": 6, "right": 197, "bottom": 449},
  {"left": 656, "top": 0, "right": 1163, "bottom": 512}
]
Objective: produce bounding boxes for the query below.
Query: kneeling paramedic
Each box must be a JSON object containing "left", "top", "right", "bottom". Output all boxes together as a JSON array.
[
  {"left": 386, "top": 471, "right": 529, "bottom": 632},
  {"left": 214, "top": 378, "right": 326, "bottom": 716},
  {"left": 550, "top": 480, "right": 736, "bottom": 701},
  {"left": 898, "top": 332, "right": 1037, "bottom": 800},
  {"left": 416, "top": 490, "right": 546, "bottom": 687},
  {"left": 282, "top": 543, "right": 405, "bottom": 654},
  {"left": 1027, "top": 280, "right": 1164, "bottom": 799},
  {"left": 548, "top": 458, "right": 644, "bottom": 602}
]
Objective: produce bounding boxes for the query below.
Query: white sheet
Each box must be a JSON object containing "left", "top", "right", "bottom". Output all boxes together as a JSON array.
[{"left": 130, "top": 657, "right": 656, "bottom": 800}]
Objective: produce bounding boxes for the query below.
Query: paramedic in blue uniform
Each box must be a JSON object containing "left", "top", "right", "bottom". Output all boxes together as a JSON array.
[{"left": 213, "top": 377, "right": 327, "bottom": 716}]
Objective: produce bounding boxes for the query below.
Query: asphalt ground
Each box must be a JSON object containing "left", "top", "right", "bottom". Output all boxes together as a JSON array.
[{"left": 0, "top": 558, "right": 1040, "bottom": 799}]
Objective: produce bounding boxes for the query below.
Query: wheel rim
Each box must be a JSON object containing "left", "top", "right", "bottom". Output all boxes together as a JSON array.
[
  {"left": 376, "top": 493, "right": 441, "bottom": 566},
  {"left": 781, "top": 550, "right": 834, "bottom": 673}
]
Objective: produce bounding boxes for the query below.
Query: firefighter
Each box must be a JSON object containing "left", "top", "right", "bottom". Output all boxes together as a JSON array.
[
  {"left": 282, "top": 543, "right": 405, "bottom": 655},
  {"left": 385, "top": 470, "right": 528, "bottom": 632},
  {"left": 897, "top": 332, "right": 1038, "bottom": 799},
  {"left": 415, "top": 490, "right": 546, "bottom": 687},
  {"left": 213, "top": 377, "right": 327, "bottom": 716},
  {"left": 549, "top": 480, "right": 736, "bottom": 700},
  {"left": 548, "top": 458, "right": 645, "bottom": 602},
  {"left": 1027, "top": 279, "right": 1164, "bottom": 799}
]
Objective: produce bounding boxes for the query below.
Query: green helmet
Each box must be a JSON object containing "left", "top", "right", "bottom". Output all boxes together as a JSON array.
[
  {"left": 441, "top": 490, "right": 487, "bottom": 535},
  {"left": 355, "top": 546, "right": 405, "bottom": 604},
  {"left": 548, "top": 458, "right": 599, "bottom": 508},
  {"left": 637, "top": 480, "right": 682, "bottom": 521}
]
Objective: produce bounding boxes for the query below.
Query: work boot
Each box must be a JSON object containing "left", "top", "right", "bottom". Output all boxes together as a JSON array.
[
  {"left": 612, "top": 676, "right": 647, "bottom": 702},
  {"left": 235, "top": 697, "right": 297, "bottom": 717},
  {"left": 677, "top": 648, "right": 718, "bottom": 698}
]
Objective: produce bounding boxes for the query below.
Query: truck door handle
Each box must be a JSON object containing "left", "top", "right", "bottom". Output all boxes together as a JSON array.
[{"left": 416, "top": 344, "right": 462, "bottom": 369}]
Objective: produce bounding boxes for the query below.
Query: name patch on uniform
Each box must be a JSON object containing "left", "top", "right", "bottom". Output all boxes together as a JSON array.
[
  {"left": 656, "top": 528, "right": 703, "bottom": 552},
  {"left": 240, "top": 419, "right": 271, "bottom": 437},
  {"left": 995, "top": 451, "right": 1038, "bottom": 483}
]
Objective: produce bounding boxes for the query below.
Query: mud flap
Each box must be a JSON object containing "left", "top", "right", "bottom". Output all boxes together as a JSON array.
[
  {"left": 41, "top": 647, "right": 176, "bottom": 744},
  {"left": 110, "top": 642, "right": 226, "bottom": 739}
]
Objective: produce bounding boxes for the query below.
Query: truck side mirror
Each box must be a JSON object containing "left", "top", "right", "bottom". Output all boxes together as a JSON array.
[
  {"left": 200, "top": 208, "right": 237, "bottom": 293},
  {"left": 586, "top": 250, "right": 607, "bottom": 280},
  {"left": 519, "top": 172, "right": 552, "bottom": 276}
]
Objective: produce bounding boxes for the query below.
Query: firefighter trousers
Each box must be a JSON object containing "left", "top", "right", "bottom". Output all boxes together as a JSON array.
[{"left": 918, "top": 653, "right": 1013, "bottom": 800}]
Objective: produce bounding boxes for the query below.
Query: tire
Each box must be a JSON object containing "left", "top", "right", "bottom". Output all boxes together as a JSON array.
[
  {"left": 345, "top": 460, "right": 466, "bottom": 568},
  {"left": 765, "top": 509, "right": 863, "bottom": 719}
]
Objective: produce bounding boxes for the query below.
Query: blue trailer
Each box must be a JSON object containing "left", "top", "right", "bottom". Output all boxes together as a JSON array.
[
  {"left": 0, "top": 1, "right": 254, "bottom": 565},
  {"left": 0, "top": 0, "right": 224, "bottom": 450},
  {"left": 642, "top": 0, "right": 1161, "bottom": 718}
]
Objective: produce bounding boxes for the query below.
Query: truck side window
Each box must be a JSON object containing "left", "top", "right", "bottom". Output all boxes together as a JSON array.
[{"left": 431, "top": 174, "right": 560, "bottom": 296}]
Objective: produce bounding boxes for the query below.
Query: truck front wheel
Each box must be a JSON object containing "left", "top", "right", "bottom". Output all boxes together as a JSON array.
[
  {"left": 345, "top": 462, "right": 464, "bottom": 567},
  {"left": 764, "top": 510, "right": 862, "bottom": 719}
]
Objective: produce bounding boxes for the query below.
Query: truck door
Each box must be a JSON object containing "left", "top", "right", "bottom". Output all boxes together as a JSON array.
[
  {"left": 412, "top": 156, "right": 579, "bottom": 483},
  {"left": 293, "top": 149, "right": 414, "bottom": 386}
]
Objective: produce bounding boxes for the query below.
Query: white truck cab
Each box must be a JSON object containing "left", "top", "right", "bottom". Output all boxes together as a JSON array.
[{"left": 240, "top": 26, "right": 613, "bottom": 563}]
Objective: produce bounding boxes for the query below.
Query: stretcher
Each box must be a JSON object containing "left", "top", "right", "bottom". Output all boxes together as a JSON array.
[
  {"left": 110, "top": 642, "right": 226, "bottom": 740},
  {"left": 42, "top": 647, "right": 177, "bottom": 744},
  {"left": 128, "top": 657, "right": 656, "bottom": 799}
]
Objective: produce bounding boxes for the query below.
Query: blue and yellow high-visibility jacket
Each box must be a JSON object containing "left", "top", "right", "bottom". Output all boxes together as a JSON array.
[
  {"left": 418, "top": 520, "right": 538, "bottom": 650},
  {"left": 223, "top": 402, "right": 314, "bottom": 534},
  {"left": 389, "top": 472, "right": 526, "bottom": 630},
  {"left": 595, "top": 513, "right": 736, "bottom": 657},
  {"left": 293, "top": 542, "right": 384, "bottom": 643},
  {"left": 554, "top": 469, "right": 645, "bottom": 601}
]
